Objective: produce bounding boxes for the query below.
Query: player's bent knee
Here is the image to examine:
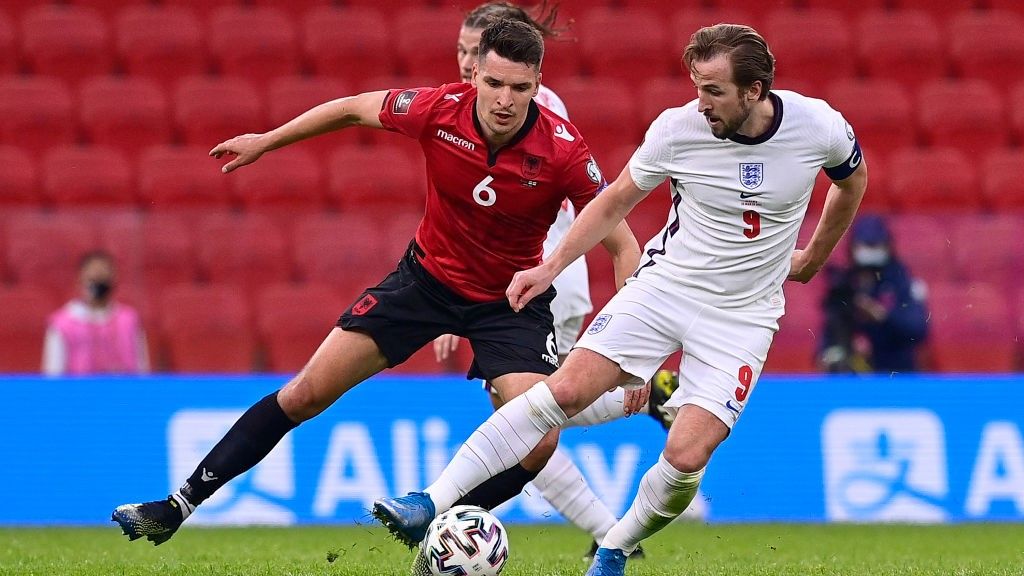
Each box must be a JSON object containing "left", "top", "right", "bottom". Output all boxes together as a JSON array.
[
  {"left": 663, "top": 442, "right": 713, "bottom": 474},
  {"left": 546, "top": 378, "right": 587, "bottom": 418},
  {"left": 278, "top": 373, "right": 332, "bottom": 422},
  {"left": 521, "top": 429, "right": 559, "bottom": 471}
]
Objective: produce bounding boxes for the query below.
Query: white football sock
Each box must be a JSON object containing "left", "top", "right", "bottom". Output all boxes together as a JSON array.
[
  {"left": 170, "top": 490, "right": 196, "bottom": 521},
  {"left": 425, "top": 382, "right": 567, "bottom": 513},
  {"left": 600, "top": 454, "right": 704, "bottom": 554},
  {"left": 564, "top": 387, "right": 650, "bottom": 427},
  {"left": 532, "top": 447, "right": 616, "bottom": 542}
]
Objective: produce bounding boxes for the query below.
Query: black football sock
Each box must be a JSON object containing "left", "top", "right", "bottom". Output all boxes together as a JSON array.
[
  {"left": 179, "top": 391, "right": 298, "bottom": 507},
  {"left": 453, "top": 463, "right": 539, "bottom": 511}
]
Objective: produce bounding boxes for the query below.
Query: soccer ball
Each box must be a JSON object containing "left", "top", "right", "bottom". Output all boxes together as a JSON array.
[{"left": 419, "top": 505, "right": 509, "bottom": 576}]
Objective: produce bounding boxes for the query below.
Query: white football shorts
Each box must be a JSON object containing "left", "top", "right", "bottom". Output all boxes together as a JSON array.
[{"left": 574, "top": 278, "right": 782, "bottom": 428}]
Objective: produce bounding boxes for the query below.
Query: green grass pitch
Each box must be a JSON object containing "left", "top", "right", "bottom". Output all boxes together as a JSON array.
[{"left": 2, "top": 523, "right": 1021, "bottom": 575}]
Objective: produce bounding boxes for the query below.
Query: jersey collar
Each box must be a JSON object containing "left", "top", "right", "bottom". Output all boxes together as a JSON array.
[
  {"left": 728, "top": 91, "right": 783, "bottom": 146},
  {"left": 472, "top": 98, "right": 541, "bottom": 166}
]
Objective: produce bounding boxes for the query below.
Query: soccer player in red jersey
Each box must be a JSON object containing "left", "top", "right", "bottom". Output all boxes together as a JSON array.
[{"left": 110, "top": 19, "right": 640, "bottom": 545}]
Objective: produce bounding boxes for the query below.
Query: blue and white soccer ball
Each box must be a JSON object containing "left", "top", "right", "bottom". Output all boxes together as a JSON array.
[{"left": 420, "top": 505, "right": 509, "bottom": 576}]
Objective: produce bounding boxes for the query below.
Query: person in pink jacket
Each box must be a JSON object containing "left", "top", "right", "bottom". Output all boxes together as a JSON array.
[{"left": 43, "top": 250, "right": 149, "bottom": 376}]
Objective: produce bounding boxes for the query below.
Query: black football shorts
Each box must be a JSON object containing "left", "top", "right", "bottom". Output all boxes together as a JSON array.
[{"left": 338, "top": 241, "right": 558, "bottom": 380}]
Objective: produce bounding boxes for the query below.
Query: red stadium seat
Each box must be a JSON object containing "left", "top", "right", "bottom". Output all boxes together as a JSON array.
[
  {"left": 802, "top": 0, "right": 886, "bottom": 20},
  {"left": 162, "top": 0, "right": 241, "bottom": 21},
  {"left": 196, "top": 213, "right": 291, "bottom": 291},
  {"left": 5, "top": 214, "right": 97, "bottom": 295},
  {"left": 326, "top": 144, "right": 426, "bottom": 211},
  {"left": 857, "top": 10, "right": 944, "bottom": 92},
  {"left": 990, "top": 0, "right": 1024, "bottom": 16},
  {"left": 952, "top": 215, "right": 1024, "bottom": 289},
  {"left": 0, "top": 11, "right": 16, "bottom": 75},
  {"left": 887, "top": 147, "right": 979, "bottom": 212},
  {"left": 2, "top": 1, "right": 47, "bottom": 22},
  {"left": 291, "top": 213, "right": 400, "bottom": 295},
  {"left": 887, "top": 215, "right": 956, "bottom": 285},
  {"left": 1015, "top": 82, "right": 1024, "bottom": 143},
  {"left": 116, "top": 6, "right": 206, "bottom": 91},
  {"left": 554, "top": 78, "right": 639, "bottom": 160},
  {"left": 927, "top": 282, "right": 1016, "bottom": 372},
  {"left": 539, "top": 39, "right": 582, "bottom": 81},
  {"left": 670, "top": 7, "right": 758, "bottom": 66},
  {"left": 69, "top": 0, "right": 148, "bottom": 20},
  {"left": 639, "top": 77, "right": 689, "bottom": 126},
  {"left": 303, "top": 7, "right": 394, "bottom": 84},
  {"left": 949, "top": 11, "right": 1024, "bottom": 89},
  {"left": 138, "top": 145, "right": 232, "bottom": 210},
  {"left": 981, "top": 150, "right": 1024, "bottom": 212},
  {"left": 256, "top": 283, "right": 346, "bottom": 372},
  {"left": 79, "top": 76, "right": 171, "bottom": 158},
  {"left": 825, "top": 79, "right": 915, "bottom": 157},
  {"left": 266, "top": 76, "right": 360, "bottom": 154},
  {"left": 578, "top": 8, "right": 671, "bottom": 85},
  {"left": 394, "top": 7, "right": 465, "bottom": 85},
  {"left": 174, "top": 76, "right": 264, "bottom": 146},
  {"left": 99, "top": 213, "right": 198, "bottom": 290},
  {"left": 159, "top": 284, "right": 255, "bottom": 372},
  {"left": 0, "top": 76, "right": 75, "bottom": 154},
  {"left": 0, "top": 146, "right": 39, "bottom": 207},
  {"left": 41, "top": 146, "right": 134, "bottom": 207},
  {"left": 0, "top": 286, "right": 58, "bottom": 373},
  {"left": 208, "top": 6, "right": 298, "bottom": 89},
  {"left": 918, "top": 79, "right": 1006, "bottom": 157},
  {"left": 892, "top": 0, "right": 980, "bottom": 22},
  {"left": 230, "top": 148, "right": 324, "bottom": 211},
  {"left": 763, "top": 279, "right": 826, "bottom": 373},
  {"left": 21, "top": 5, "right": 112, "bottom": 86},
  {"left": 764, "top": 9, "right": 852, "bottom": 96},
  {"left": 252, "top": 0, "right": 332, "bottom": 20}
]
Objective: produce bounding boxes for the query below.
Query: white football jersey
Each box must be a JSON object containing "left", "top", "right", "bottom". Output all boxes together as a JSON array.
[
  {"left": 536, "top": 84, "right": 593, "bottom": 324},
  {"left": 628, "top": 90, "right": 860, "bottom": 310}
]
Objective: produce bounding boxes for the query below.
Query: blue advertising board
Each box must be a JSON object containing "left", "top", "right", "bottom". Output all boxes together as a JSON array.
[{"left": 2, "top": 375, "right": 1021, "bottom": 525}]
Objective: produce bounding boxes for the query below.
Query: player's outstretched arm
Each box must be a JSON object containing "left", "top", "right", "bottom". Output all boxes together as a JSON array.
[
  {"left": 790, "top": 160, "right": 868, "bottom": 283},
  {"left": 507, "top": 166, "right": 648, "bottom": 312},
  {"left": 210, "top": 90, "right": 388, "bottom": 173}
]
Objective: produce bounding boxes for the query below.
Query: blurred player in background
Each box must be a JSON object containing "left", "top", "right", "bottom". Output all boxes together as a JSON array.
[
  {"left": 429, "top": 2, "right": 682, "bottom": 560},
  {"left": 111, "top": 19, "right": 640, "bottom": 547},
  {"left": 374, "top": 23, "right": 869, "bottom": 576}
]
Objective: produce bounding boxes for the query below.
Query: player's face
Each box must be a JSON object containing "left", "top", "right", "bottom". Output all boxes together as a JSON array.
[
  {"left": 690, "top": 54, "right": 757, "bottom": 140},
  {"left": 456, "top": 26, "right": 483, "bottom": 83},
  {"left": 473, "top": 51, "right": 540, "bottom": 144}
]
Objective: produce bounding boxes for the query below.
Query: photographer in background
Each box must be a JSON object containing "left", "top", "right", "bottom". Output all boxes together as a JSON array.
[{"left": 819, "top": 215, "right": 929, "bottom": 374}]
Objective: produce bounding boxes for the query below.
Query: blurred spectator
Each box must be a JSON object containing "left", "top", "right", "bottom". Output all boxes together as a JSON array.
[
  {"left": 42, "top": 250, "right": 149, "bottom": 375},
  {"left": 819, "top": 215, "right": 929, "bottom": 374}
]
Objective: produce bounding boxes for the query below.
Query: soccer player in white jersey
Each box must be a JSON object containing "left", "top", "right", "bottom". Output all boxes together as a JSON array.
[
  {"left": 424, "top": 2, "right": 676, "bottom": 560},
  {"left": 374, "top": 24, "right": 869, "bottom": 576}
]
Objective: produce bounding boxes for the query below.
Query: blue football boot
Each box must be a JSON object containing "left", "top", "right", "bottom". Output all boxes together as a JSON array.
[
  {"left": 585, "top": 547, "right": 628, "bottom": 576},
  {"left": 372, "top": 492, "right": 436, "bottom": 548}
]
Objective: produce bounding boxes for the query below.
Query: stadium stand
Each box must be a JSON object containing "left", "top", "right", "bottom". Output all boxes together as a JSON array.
[
  {"left": 5, "top": 213, "right": 97, "bottom": 295},
  {"left": 1012, "top": 82, "right": 1024, "bottom": 144},
  {"left": 949, "top": 10, "right": 1024, "bottom": 88},
  {"left": 917, "top": 79, "right": 1006, "bottom": 157},
  {"left": 116, "top": 5, "right": 206, "bottom": 91},
  {"left": 42, "top": 146, "right": 135, "bottom": 207},
  {"left": 0, "top": 76, "right": 75, "bottom": 155},
  {"left": 159, "top": 284, "right": 255, "bottom": 372},
  {"left": 927, "top": 282, "right": 1016, "bottom": 373},
  {"left": 764, "top": 9, "right": 853, "bottom": 96},
  {"left": 302, "top": 7, "right": 393, "bottom": 85},
  {"left": 80, "top": 76, "right": 171, "bottom": 159},
  {"left": 230, "top": 148, "right": 324, "bottom": 211},
  {"left": 888, "top": 215, "right": 956, "bottom": 286},
  {"left": 825, "top": 79, "right": 915, "bottom": 160},
  {"left": 208, "top": 6, "right": 299, "bottom": 89},
  {"left": 0, "top": 146, "right": 39, "bottom": 207},
  {"left": 325, "top": 144, "right": 425, "bottom": 212},
  {"left": 0, "top": 287, "right": 58, "bottom": 373},
  {"left": 252, "top": 0, "right": 332, "bottom": 20},
  {"left": 0, "top": 11, "right": 15, "bottom": 76},
  {"left": 394, "top": 7, "right": 465, "bottom": 86},
  {"left": 982, "top": 150, "right": 1024, "bottom": 212},
  {"left": 762, "top": 279, "right": 826, "bottom": 374},
  {"left": 554, "top": 78, "right": 640, "bottom": 161},
  {"left": 857, "top": 9, "right": 944, "bottom": 93},
  {"left": 99, "top": 213, "right": 198, "bottom": 290},
  {"left": 579, "top": 7, "right": 670, "bottom": 85},
  {"left": 196, "top": 213, "right": 292, "bottom": 292},
  {"left": 69, "top": 0, "right": 148, "bottom": 20},
  {"left": 138, "top": 145, "right": 232, "bottom": 210},
  {"left": 290, "top": 212, "right": 398, "bottom": 295},
  {"left": 20, "top": 5, "right": 112, "bottom": 87},
  {"left": 887, "top": 147, "right": 979, "bottom": 212},
  {"left": 174, "top": 75, "right": 264, "bottom": 146},
  {"left": 892, "top": 0, "right": 981, "bottom": 22},
  {"left": 266, "top": 76, "right": 360, "bottom": 154},
  {"left": 163, "top": 0, "right": 242, "bottom": 21},
  {"left": 256, "top": 282, "right": 346, "bottom": 373},
  {"left": 951, "top": 215, "right": 1024, "bottom": 289}
]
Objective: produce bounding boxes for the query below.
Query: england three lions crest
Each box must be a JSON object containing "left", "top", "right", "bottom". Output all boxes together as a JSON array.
[{"left": 739, "top": 163, "right": 763, "bottom": 190}]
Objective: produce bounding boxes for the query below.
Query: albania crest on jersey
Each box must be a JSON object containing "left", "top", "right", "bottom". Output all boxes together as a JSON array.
[
  {"left": 739, "top": 163, "right": 763, "bottom": 190},
  {"left": 522, "top": 154, "right": 543, "bottom": 179}
]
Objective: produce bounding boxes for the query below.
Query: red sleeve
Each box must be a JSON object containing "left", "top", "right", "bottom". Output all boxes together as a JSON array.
[
  {"left": 560, "top": 137, "right": 608, "bottom": 215},
  {"left": 378, "top": 85, "right": 448, "bottom": 140}
]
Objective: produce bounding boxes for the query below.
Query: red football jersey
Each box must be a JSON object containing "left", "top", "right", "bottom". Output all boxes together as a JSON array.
[{"left": 378, "top": 83, "right": 605, "bottom": 302}]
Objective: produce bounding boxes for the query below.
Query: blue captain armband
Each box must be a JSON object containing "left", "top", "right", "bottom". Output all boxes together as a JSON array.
[{"left": 824, "top": 139, "right": 863, "bottom": 181}]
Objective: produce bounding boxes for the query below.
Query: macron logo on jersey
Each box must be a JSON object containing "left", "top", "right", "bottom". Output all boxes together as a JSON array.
[
  {"left": 554, "top": 124, "right": 575, "bottom": 142},
  {"left": 436, "top": 129, "right": 476, "bottom": 151}
]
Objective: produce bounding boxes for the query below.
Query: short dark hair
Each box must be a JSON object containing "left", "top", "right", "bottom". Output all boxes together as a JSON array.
[
  {"left": 683, "top": 24, "right": 775, "bottom": 100},
  {"left": 464, "top": 1, "right": 563, "bottom": 39},
  {"left": 78, "top": 249, "right": 114, "bottom": 271},
  {"left": 478, "top": 18, "right": 544, "bottom": 70}
]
